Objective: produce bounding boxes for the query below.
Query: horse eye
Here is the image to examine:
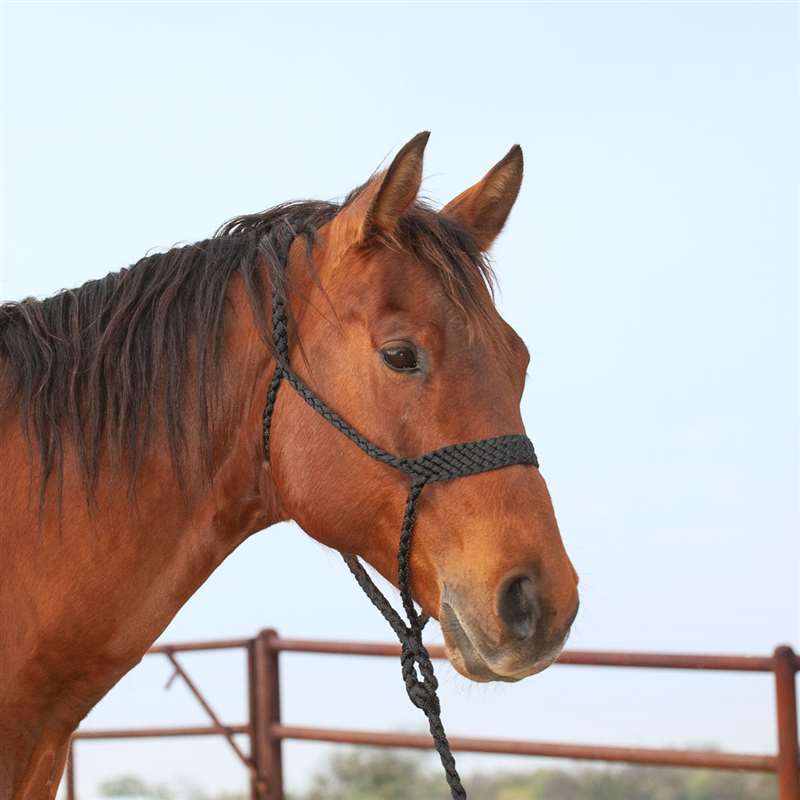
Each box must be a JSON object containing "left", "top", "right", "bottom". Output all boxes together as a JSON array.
[{"left": 381, "top": 345, "right": 419, "bottom": 372}]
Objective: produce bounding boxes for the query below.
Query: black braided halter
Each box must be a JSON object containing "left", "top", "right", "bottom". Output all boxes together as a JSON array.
[{"left": 262, "top": 290, "right": 538, "bottom": 799}]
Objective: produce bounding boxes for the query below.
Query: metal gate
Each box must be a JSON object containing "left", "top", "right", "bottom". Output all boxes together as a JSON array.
[{"left": 65, "top": 631, "right": 800, "bottom": 800}]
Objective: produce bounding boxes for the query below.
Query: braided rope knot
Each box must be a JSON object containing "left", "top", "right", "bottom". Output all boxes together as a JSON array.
[{"left": 400, "top": 633, "right": 441, "bottom": 715}]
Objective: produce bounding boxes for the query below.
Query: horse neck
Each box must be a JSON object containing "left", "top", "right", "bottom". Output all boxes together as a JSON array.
[{"left": 0, "top": 278, "right": 284, "bottom": 755}]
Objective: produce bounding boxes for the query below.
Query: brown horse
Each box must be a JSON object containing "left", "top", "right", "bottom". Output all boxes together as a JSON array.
[{"left": 0, "top": 133, "right": 579, "bottom": 799}]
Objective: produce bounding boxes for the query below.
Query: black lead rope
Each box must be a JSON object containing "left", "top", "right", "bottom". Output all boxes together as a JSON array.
[{"left": 262, "top": 291, "right": 538, "bottom": 799}]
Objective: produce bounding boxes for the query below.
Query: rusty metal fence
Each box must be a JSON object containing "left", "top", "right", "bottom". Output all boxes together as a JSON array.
[{"left": 65, "top": 631, "right": 800, "bottom": 800}]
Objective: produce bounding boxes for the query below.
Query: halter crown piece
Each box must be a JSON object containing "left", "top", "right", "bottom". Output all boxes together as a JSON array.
[{"left": 262, "top": 288, "right": 539, "bottom": 799}]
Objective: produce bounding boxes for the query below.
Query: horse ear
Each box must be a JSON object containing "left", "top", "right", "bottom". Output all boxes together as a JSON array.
[
  {"left": 441, "top": 145, "right": 523, "bottom": 251},
  {"left": 336, "top": 131, "right": 430, "bottom": 241}
]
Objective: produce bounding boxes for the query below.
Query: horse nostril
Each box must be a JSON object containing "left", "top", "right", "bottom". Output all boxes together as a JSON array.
[{"left": 498, "top": 575, "right": 539, "bottom": 641}]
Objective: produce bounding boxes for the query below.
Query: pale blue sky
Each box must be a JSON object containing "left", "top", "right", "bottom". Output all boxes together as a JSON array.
[{"left": 2, "top": 2, "right": 798, "bottom": 797}]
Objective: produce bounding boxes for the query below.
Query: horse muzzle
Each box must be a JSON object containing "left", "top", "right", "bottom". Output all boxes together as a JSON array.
[{"left": 439, "top": 579, "right": 579, "bottom": 682}]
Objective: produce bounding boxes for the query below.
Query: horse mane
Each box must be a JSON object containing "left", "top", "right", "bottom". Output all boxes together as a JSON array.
[{"left": 0, "top": 194, "right": 497, "bottom": 502}]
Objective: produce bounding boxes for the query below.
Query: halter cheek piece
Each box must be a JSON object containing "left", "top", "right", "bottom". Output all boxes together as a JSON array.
[{"left": 262, "top": 290, "right": 538, "bottom": 800}]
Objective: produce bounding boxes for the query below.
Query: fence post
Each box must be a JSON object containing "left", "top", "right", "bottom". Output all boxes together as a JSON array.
[
  {"left": 251, "top": 629, "right": 284, "bottom": 800},
  {"left": 774, "top": 645, "right": 800, "bottom": 800},
  {"left": 249, "top": 640, "right": 267, "bottom": 800},
  {"left": 65, "top": 739, "right": 76, "bottom": 800}
]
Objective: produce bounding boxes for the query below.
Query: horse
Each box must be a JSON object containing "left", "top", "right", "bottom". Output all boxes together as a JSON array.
[{"left": 0, "top": 132, "right": 579, "bottom": 799}]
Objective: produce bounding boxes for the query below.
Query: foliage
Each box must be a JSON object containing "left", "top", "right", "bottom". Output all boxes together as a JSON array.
[
  {"left": 97, "top": 751, "right": 778, "bottom": 800},
  {"left": 98, "top": 774, "right": 174, "bottom": 798},
  {"left": 297, "top": 750, "right": 777, "bottom": 800},
  {"left": 303, "top": 749, "right": 447, "bottom": 800}
]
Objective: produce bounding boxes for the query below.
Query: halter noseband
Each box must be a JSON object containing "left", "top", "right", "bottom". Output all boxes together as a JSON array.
[{"left": 262, "top": 289, "right": 538, "bottom": 799}]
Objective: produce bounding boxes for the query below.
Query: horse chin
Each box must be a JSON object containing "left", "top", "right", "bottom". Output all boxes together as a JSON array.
[{"left": 440, "top": 602, "right": 561, "bottom": 683}]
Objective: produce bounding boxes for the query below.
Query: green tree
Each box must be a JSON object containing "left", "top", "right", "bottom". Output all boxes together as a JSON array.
[
  {"left": 297, "top": 750, "right": 778, "bottom": 800},
  {"left": 97, "top": 754, "right": 779, "bottom": 800},
  {"left": 304, "top": 749, "right": 448, "bottom": 800},
  {"left": 98, "top": 774, "right": 174, "bottom": 799}
]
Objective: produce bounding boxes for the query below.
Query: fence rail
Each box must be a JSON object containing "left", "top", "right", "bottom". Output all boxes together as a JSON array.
[{"left": 66, "top": 632, "right": 800, "bottom": 800}]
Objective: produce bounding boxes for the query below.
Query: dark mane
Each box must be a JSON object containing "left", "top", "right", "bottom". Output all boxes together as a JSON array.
[{"left": 0, "top": 196, "right": 496, "bottom": 502}]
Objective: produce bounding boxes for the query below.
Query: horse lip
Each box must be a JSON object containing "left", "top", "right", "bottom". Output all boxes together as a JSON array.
[
  {"left": 440, "top": 599, "right": 566, "bottom": 683},
  {"left": 440, "top": 602, "right": 512, "bottom": 682}
]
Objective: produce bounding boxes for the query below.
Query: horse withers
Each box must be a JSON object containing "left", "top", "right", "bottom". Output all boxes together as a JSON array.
[{"left": 0, "top": 132, "right": 579, "bottom": 799}]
